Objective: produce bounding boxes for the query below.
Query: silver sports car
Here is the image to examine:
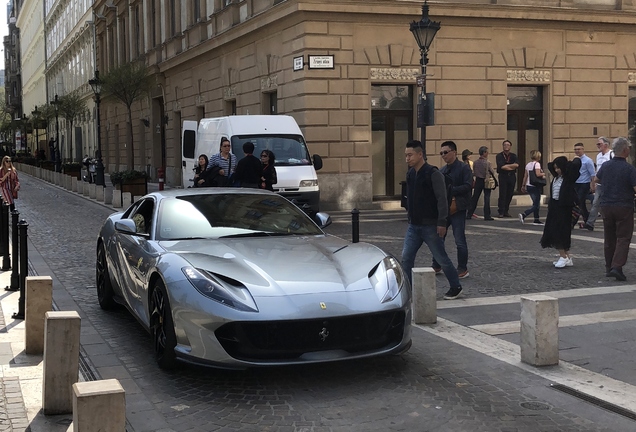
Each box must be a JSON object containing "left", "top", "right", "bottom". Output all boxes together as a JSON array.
[{"left": 96, "top": 188, "right": 412, "bottom": 369}]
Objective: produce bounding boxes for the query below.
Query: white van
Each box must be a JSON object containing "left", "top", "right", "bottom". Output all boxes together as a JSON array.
[{"left": 181, "top": 115, "right": 323, "bottom": 211}]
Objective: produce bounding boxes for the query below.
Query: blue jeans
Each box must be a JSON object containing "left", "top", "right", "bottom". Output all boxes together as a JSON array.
[
  {"left": 432, "top": 210, "right": 468, "bottom": 273},
  {"left": 522, "top": 185, "right": 542, "bottom": 221},
  {"left": 402, "top": 224, "right": 461, "bottom": 289}
]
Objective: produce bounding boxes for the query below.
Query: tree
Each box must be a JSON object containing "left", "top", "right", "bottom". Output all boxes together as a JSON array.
[
  {"left": 101, "top": 62, "right": 154, "bottom": 169},
  {"left": 58, "top": 90, "right": 87, "bottom": 162}
]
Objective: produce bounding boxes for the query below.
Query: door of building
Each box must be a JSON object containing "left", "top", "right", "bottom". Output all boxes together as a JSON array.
[
  {"left": 506, "top": 86, "right": 544, "bottom": 191},
  {"left": 371, "top": 85, "right": 413, "bottom": 198}
]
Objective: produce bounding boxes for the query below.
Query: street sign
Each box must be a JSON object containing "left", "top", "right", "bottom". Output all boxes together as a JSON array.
[
  {"left": 293, "top": 56, "right": 304, "bottom": 72},
  {"left": 308, "top": 55, "right": 334, "bottom": 69},
  {"left": 416, "top": 74, "right": 426, "bottom": 87}
]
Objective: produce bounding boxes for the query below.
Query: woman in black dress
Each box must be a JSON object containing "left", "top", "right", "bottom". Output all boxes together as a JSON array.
[
  {"left": 540, "top": 156, "right": 581, "bottom": 268},
  {"left": 259, "top": 150, "right": 277, "bottom": 191},
  {"left": 193, "top": 154, "right": 212, "bottom": 187}
]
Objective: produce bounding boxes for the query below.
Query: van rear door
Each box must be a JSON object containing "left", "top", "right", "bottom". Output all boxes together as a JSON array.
[{"left": 181, "top": 121, "right": 198, "bottom": 187}]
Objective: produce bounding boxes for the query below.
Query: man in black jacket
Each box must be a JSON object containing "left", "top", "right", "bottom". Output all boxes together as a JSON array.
[
  {"left": 401, "top": 140, "right": 462, "bottom": 300},
  {"left": 433, "top": 140, "right": 473, "bottom": 280},
  {"left": 496, "top": 139, "right": 519, "bottom": 217},
  {"left": 234, "top": 142, "right": 261, "bottom": 188}
]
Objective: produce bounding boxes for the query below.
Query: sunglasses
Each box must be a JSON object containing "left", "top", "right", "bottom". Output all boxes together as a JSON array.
[
  {"left": 440, "top": 150, "right": 453, "bottom": 156},
  {"left": 260, "top": 154, "right": 269, "bottom": 158}
]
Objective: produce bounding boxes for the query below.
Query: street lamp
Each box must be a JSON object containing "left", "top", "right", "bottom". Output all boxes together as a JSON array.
[
  {"left": 410, "top": 1, "right": 441, "bottom": 156},
  {"left": 31, "top": 105, "right": 40, "bottom": 156},
  {"left": 88, "top": 70, "right": 105, "bottom": 186},
  {"left": 50, "top": 94, "right": 60, "bottom": 171}
]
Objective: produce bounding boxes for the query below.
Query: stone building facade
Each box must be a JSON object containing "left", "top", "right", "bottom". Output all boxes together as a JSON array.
[{"left": 93, "top": 0, "right": 636, "bottom": 209}]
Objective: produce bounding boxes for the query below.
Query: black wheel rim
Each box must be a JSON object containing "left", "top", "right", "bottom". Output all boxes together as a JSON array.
[
  {"left": 96, "top": 247, "right": 106, "bottom": 301},
  {"left": 151, "top": 288, "right": 167, "bottom": 357}
]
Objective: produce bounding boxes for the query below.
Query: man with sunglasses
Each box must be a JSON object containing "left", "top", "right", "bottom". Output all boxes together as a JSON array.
[
  {"left": 496, "top": 140, "right": 519, "bottom": 218},
  {"left": 433, "top": 141, "right": 473, "bottom": 282}
]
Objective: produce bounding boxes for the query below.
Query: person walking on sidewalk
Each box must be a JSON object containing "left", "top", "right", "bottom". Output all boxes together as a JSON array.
[
  {"left": 0, "top": 156, "right": 19, "bottom": 211},
  {"left": 432, "top": 141, "right": 473, "bottom": 280},
  {"left": 540, "top": 156, "right": 581, "bottom": 268},
  {"left": 582, "top": 136, "right": 613, "bottom": 231},
  {"left": 401, "top": 140, "right": 463, "bottom": 300},
  {"left": 467, "top": 146, "right": 497, "bottom": 221},
  {"left": 573, "top": 142, "right": 596, "bottom": 227},
  {"left": 496, "top": 140, "right": 519, "bottom": 218},
  {"left": 519, "top": 150, "right": 546, "bottom": 226},
  {"left": 595, "top": 137, "right": 636, "bottom": 281}
]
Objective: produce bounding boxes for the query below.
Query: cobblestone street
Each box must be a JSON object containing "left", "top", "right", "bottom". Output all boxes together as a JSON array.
[{"left": 9, "top": 175, "right": 636, "bottom": 431}]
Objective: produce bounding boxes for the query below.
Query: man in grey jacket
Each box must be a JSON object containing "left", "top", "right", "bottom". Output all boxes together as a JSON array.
[{"left": 401, "top": 140, "right": 462, "bottom": 300}]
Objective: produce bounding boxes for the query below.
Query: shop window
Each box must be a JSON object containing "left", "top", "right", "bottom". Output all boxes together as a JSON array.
[{"left": 370, "top": 85, "right": 412, "bottom": 110}]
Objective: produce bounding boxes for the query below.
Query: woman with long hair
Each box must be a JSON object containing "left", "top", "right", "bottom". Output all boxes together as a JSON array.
[
  {"left": 0, "top": 156, "right": 19, "bottom": 211},
  {"left": 208, "top": 137, "right": 236, "bottom": 186},
  {"left": 259, "top": 150, "right": 277, "bottom": 191},
  {"left": 519, "top": 150, "right": 546, "bottom": 225},
  {"left": 193, "top": 154, "right": 211, "bottom": 187},
  {"left": 540, "top": 156, "right": 581, "bottom": 268}
]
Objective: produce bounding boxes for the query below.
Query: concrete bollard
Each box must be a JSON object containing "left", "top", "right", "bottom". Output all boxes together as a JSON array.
[
  {"left": 25, "top": 276, "right": 53, "bottom": 355},
  {"left": 520, "top": 295, "right": 559, "bottom": 366},
  {"left": 71, "top": 176, "right": 78, "bottom": 192},
  {"left": 73, "top": 379, "right": 126, "bottom": 432},
  {"left": 42, "top": 311, "right": 81, "bottom": 415},
  {"left": 96, "top": 185, "right": 104, "bottom": 202},
  {"left": 412, "top": 268, "right": 437, "bottom": 324},
  {"left": 88, "top": 183, "right": 96, "bottom": 199},
  {"left": 122, "top": 192, "right": 132, "bottom": 208},
  {"left": 82, "top": 181, "right": 90, "bottom": 196},
  {"left": 104, "top": 187, "right": 114, "bottom": 205}
]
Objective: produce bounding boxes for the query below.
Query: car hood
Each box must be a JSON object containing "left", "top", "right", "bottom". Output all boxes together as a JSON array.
[{"left": 159, "top": 235, "right": 386, "bottom": 296}]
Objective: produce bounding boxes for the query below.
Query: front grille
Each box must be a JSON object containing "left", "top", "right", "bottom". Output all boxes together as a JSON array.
[{"left": 215, "top": 310, "right": 406, "bottom": 361}]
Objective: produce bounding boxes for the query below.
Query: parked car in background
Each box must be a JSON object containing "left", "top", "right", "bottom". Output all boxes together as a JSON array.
[{"left": 96, "top": 188, "right": 412, "bottom": 369}]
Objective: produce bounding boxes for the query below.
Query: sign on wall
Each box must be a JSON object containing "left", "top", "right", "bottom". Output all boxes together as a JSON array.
[{"left": 308, "top": 55, "right": 334, "bottom": 69}]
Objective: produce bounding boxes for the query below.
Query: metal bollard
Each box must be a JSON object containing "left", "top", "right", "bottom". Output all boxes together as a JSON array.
[
  {"left": 1, "top": 203, "right": 9, "bottom": 270},
  {"left": 351, "top": 208, "right": 359, "bottom": 243},
  {"left": 5, "top": 210, "right": 19, "bottom": 293},
  {"left": 13, "top": 220, "right": 29, "bottom": 320},
  {"left": 0, "top": 199, "right": 5, "bottom": 256}
]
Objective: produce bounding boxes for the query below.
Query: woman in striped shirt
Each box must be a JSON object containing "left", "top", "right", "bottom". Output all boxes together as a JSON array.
[{"left": 207, "top": 137, "right": 237, "bottom": 186}]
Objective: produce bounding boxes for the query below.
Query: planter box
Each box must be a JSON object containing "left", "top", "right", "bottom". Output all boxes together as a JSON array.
[
  {"left": 116, "top": 177, "right": 148, "bottom": 197},
  {"left": 64, "top": 170, "right": 81, "bottom": 180}
]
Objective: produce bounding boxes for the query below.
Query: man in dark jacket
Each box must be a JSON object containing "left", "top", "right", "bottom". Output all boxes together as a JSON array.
[
  {"left": 432, "top": 140, "right": 473, "bottom": 280},
  {"left": 233, "top": 142, "right": 261, "bottom": 188},
  {"left": 401, "top": 140, "right": 462, "bottom": 300}
]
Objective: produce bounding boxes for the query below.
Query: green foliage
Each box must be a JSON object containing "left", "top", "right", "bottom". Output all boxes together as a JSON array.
[
  {"left": 101, "top": 62, "right": 154, "bottom": 109},
  {"left": 110, "top": 169, "right": 149, "bottom": 186},
  {"left": 58, "top": 91, "right": 87, "bottom": 124}
]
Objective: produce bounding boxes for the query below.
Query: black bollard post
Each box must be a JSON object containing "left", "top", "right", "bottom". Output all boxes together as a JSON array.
[
  {"left": 351, "top": 208, "right": 360, "bottom": 243},
  {"left": 5, "top": 210, "right": 19, "bottom": 292},
  {"left": 0, "top": 199, "right": 5, "bottom": 257},
  {"left": 1, "top": 204, "right": 9, "bottom": 271},
  {"left": 12, "top": 219, "right": 28, "bottom": 319}
]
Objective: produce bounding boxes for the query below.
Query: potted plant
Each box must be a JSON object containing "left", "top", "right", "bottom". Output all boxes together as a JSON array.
[
  {"left": 62, "top": 162, "right": 83, "bottom": 180},
  {"left": 110, "top": 169, "right": 149, "bottom": 196}
]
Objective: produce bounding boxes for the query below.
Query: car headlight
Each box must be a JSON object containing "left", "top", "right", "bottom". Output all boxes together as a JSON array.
[
  {"left": 182, "top": 267, "right": 258, "bottom": 312},
  {"left": 369, "top": 256, "right": 406, "bottom": 303},
  {"left": 299, "top": 179, "right": 318, "bottom": 187}
]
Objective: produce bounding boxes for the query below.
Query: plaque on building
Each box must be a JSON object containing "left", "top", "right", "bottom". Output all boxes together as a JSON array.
[
  {"left": 223, "top": 86, "right": 236, "bottom": 100},
  {"left": 507, "top": 70, "right": 551, "bottom": 82},
  {"left": 293, "top": 56, "right": 304, "bottom": 72},
  {"left": 308, "top": 55, "right": 334, "bottom": 69},
  {"left": 370, "top": 68, "right": 420, "bottom": 81},
  {"left": 261, "top": 75, "right": 278, "bottom": 90}
]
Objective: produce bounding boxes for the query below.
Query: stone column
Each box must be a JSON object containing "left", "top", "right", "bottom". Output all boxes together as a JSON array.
[
  {"left": 412, "top": 267, "right": 436, "bottom": 324},
  {"left": 25, "top": 276, "right": 53, "bottom": 355},
  {"left": 520, "top": 295, "right": 559, "bottom": 366},
  {"left": 73, "top": 379, "right": 126, "bottom": 432}
]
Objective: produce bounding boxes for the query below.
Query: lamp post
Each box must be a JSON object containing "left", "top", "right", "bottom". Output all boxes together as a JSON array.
[
  {"left": 50, "top": 94, "right": 60, "bottom": 171},
  {"left": 31, "top": 106, "right": 40, "bottom": 155},
  {"left": 410, "top": 1, "right": 441, "bottom": 156},
  {"left": 88, "top": 70, "right": 105, "bottom": 186}
]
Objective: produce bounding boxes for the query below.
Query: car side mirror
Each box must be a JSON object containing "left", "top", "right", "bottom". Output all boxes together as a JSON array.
[
  {"left": 115, "top": 219, "right": 138, "bottom": 235},
  {"left": 312, "top": 154, "right": 323, "bottom": 171},
  {"left": 314, "top": 212, "right": 331, "bottom": 228}
]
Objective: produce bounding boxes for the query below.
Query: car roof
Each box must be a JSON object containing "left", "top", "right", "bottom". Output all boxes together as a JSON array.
[{"left": 143, "top": 187, "right": 280, "bottom": 201}]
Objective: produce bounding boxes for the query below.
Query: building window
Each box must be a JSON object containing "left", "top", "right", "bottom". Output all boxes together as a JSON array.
[
  {"left": 170, "top": 0, "right": 177, "bottom": 36},
  {"left": 628, "top": 87, "right": 636, "bottom": 162},
  {"left": 193, "top": 0, "right": 201, "bottom": 22},
  {"left": 226, "top": 100, "right": 236, "bottom": 116}
]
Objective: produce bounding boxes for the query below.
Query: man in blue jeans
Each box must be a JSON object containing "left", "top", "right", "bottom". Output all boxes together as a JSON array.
[
  {"left": 432, "top": 141, "right": 473, "bottom": 280},
  {"left": 401, "top": 140, "right": 462, "bottom": 300},
  {"left": 573, "top": 142, "right": 596, "bottom": 225}
]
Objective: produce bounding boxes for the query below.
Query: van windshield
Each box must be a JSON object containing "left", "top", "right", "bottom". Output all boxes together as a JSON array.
[{"left": 231, "top": 135, "right": 311, "bottom": 166}]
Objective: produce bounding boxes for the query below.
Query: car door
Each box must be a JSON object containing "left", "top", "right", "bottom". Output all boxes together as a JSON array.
[{"left": 114, "top": 198, "right": 156, "bottom": 318}]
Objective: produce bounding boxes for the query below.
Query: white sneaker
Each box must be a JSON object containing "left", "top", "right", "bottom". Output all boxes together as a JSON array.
[
  {"left": 553, "top": 257, "right": 574, "bottom": 266},
  {"left": 519, "top": 213, "right": 525, "bottom": 224},
  {"left": 554, "top": 257, "right": 568, "bottom": 268}
]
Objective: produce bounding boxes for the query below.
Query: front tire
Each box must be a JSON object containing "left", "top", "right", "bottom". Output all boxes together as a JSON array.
[
  {"left": 150, "top": 280, "right": 177, "bottom": 370},
  {"left": 96, "top": 243, "right": 116, "bottom": 310}
]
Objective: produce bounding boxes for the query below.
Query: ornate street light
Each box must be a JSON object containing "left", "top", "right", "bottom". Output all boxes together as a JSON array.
[
  {"left": 410, "top": 1, "right": 441, "bottom": 156},
  {"left": 31, "top": 105, "right": 41, "bottom": 155},
  {"left": 50, "top": 94, "right": 60, "bottom": 171},
  {"left": 88, "top": 70, "right": 105, "bottom": 186}
]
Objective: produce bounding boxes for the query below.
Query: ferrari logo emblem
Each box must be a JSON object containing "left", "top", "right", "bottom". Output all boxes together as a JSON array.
[
  {"left": 320, "top": 302, "right": 326, "bottom": 309},
  {"left": 319, "top": 327, "right": 329, "bottom": 341}
]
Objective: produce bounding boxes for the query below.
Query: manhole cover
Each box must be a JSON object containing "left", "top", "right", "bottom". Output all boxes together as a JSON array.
[{"left": 520, "top": 401, "right": 551, "bottom": 411}]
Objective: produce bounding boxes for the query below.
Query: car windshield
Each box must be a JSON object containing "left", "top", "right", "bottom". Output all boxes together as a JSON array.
[
  {"left": 231, "top": 135, "right": 311, "bottom": 166},
  {"left": 156, "top": 193, "right": 323, "bottom": 240}
]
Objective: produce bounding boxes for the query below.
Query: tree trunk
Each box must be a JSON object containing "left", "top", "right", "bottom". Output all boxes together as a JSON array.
[{"left": 127, "top": 107, "right": 135, "bottom": 170}]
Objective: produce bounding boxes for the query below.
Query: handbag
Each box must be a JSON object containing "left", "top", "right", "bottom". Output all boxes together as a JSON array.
[
  {"left": 485, "top": 170, "right": 497, "bottom": 190},
  {"left": 529, "top": 163, "right": 546, "bottom": 187}
]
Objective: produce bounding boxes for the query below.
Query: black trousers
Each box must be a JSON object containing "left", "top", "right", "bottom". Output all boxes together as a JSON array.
[{"left": 497, "top": 174, "right": 516, "bottom": 216}]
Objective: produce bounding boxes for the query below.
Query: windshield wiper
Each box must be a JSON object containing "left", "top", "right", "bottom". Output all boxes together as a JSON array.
[
  {"left": 166, "top": 236, "right": 207, "bottom": 240},
  {"left": 220, "top": 231, "right": 293, "bottom": 238}
]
